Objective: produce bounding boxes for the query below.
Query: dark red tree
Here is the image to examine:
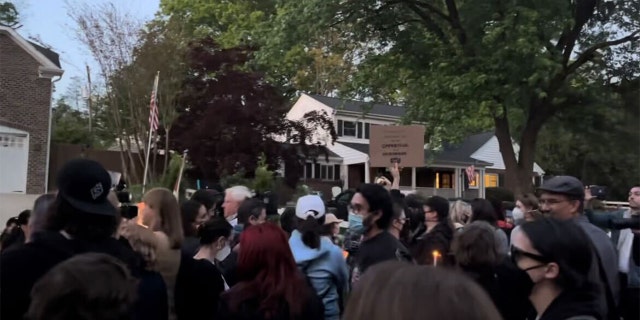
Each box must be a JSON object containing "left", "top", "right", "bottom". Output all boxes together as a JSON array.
[{"left": 170, "top": 38, "right": 336, "bottom": 187}]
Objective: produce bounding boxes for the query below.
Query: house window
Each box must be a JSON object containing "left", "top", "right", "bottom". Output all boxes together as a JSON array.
[
  {"left": 303, "top": 162, "right": 340, "bottom": 180},
  {"left": 435, "top": 171, "right": 453, "bottom": 188},
  {"left": 468, "top": 171, "right": 480, "bottom": 189},
  {"left": 357, "top": 122, "right": 363, "bottom": 138},
  {"left": 364, "top": 123, "right": 370, "bottom": 139},
  {"left": 485, "top": 173, "right": 499, "bottom": 188},
  {"left": 305, "top": 163, "right": 312, "bottom": 179},
  {"left": 342, "top": 121, "right": 356, "bottom": 137}
]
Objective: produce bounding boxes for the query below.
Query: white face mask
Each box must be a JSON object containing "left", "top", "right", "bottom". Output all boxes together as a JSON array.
[
  {"left": 215, "top": 243, "right": 231, "bottom": 261},
  {"left": 512, "top": 207, "right": 524, "bottom": 221}
]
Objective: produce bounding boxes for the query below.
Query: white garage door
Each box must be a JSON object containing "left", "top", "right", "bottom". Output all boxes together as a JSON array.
[{"left": 0, "top": 126, "right": 29, "bottom": 194}]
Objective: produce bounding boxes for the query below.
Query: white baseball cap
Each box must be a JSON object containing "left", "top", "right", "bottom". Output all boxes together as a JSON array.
[{"left": 295, "top": 195, "right": 326, "bottom": 220}]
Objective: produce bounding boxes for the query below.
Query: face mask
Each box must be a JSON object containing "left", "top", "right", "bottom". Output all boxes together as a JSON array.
[
  {"left": 348, "top": 212, "right": 364, "bottom": 234},
  {"left": 512, "top": 208, "right": 524, "bottom": 221},
  {"left": 215, "top": 242, "right": 231, "bottom": 261},
  {"left": 513, "top": 264, "right": 536, "bottom": 297}
]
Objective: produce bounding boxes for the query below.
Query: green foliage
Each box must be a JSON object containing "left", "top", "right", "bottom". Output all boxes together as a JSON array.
[
  {"left": 52, "top": 99, "right": 92, "bottom": 145},
  {"left": 253, "top": 154, "right": 275, "bottom": 193},
  {"left": 0, "top": 1, "right": 19, "bottom": 28}
]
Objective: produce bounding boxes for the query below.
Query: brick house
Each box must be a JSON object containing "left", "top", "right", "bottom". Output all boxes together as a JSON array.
[{"left": 0, "top": 26, "right": 63, "bottom": 194}]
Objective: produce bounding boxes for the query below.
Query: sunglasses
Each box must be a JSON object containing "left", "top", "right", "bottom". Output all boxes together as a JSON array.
[{"left": 510, "top": 246, "right": 550, "bottom": 264}]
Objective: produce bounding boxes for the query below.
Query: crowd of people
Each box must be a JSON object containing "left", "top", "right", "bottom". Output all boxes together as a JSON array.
[{"left": 0, "top": 158, "right": 638, "bottom": 320}]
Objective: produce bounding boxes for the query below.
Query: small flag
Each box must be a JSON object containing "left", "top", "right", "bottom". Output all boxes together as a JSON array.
[
  {"left": 465, "top": 165, "right": 476, "bottom": 184},
  {"left": 149, "top": 73, "right": 159, "bottom": 132}
]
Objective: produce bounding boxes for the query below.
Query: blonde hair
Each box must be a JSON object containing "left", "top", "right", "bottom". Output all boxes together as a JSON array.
[
  {"left": 450, "top": 200, "right": 472, "bottom": 227},
  {"left": 142, "top": 188, "right": 184, "bottom": 249},
  {"left": 121, "top": 221, "right": 158, "bottom": 268}
]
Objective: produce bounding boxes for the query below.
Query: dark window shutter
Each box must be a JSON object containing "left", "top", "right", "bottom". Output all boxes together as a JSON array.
[
  {"left": 314, "top": 163, "right": 321, "bottom": 179},
  {"left": 365, "top": 123, "right": 370, "bottom": 139},
  {"left": 334, "top": 165, "right": 341, "bottom": 181},
  {"left": 357, "top": 122, "right": 363, "bottom": 138},
  {"left": 337, "top": 120, "right": 343, "bottom": 136},
  {"left": 305, "top": 163, "right": 312, "bottom": 179}
]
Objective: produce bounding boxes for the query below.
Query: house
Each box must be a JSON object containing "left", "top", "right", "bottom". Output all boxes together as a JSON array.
[
  {"left": 0, "top": 26, "right": 63, "bottom": 194},
  {"left": 286, "top": 94, "right": 544, "bottom": 199}
]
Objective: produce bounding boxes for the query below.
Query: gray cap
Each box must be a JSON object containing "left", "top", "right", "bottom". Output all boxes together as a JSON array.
[{"left": 538, "top": 176, "right": 584, "bottom": 198}]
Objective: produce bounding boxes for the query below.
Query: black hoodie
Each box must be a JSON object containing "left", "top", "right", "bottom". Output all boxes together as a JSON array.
[
  {"left": 1, "top": 231, "right": 167, "bottom": 320},
  {"left": 530, "top": 290, "right": 602, "bottom": 320}
]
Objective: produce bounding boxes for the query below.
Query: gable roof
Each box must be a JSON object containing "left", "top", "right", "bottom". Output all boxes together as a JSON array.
[
  {"left": 28, "top": 41, "right": 61, "bottom": 68},
  {"left": 437, "top": 132, "right": 495, "bottom": 164},
  {"left": 0, "top": 26, "right": 63, "bottom": 78},
  {"left": 308, "top": 94, "right": 406, "bottom": 118}
]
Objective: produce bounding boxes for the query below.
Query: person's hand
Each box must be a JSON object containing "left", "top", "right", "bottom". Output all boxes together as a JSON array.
[
  {"left": 584, "top": 187, "right": 595, "bottom": 201},
  {"left": 390, "top": 162, "right": 400, "bottom": 181}
]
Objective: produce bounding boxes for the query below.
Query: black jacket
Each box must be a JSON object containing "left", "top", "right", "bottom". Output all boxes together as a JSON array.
[
  {"left": 0, "top": 231, "right": 167, "bottom": 320},
  {"left": 530, "top": 290, "right": 602, "bottom": 320},
  {"left": 175, "top": 254, "right": 225, "bottom": 320}
]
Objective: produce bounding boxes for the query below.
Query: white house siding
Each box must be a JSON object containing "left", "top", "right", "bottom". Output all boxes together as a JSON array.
[
  {"left": 285, "top": 94, "right": 336, "bottom": 145},
  {"left": 470, "top": 136, "right": 545, "bottom": 175}
]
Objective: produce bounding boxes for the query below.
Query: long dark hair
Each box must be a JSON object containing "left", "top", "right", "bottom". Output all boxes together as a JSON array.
[
  {"left": 470, "top": 198, "right": 498, "bottom": 226},
  {"left": 297, "top": 214, "right": 326, "bottom": 249},
  {"left": 238, "top": 198, "right": 265, "bottom": 226},
  {"left": 181, "top": 200, "right": 204, "bottom": 237},
  {"left": 197, "top": 216, "right": 232, "bottom": 245}
]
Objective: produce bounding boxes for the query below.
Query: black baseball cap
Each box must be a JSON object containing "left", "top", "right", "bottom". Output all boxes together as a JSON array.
[
  {"left": 56, "top": 158, "right": 116, "bottom": 216},
  {"left": 537, "top": 176, "right": 585, "bottom": 199}
]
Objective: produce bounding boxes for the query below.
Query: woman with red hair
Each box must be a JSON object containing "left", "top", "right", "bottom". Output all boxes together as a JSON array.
[{"left": 218, "top": 223, "right": 324, "bottom": 320}]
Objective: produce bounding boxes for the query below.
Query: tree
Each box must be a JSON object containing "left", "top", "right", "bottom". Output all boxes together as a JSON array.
[
  {"left": 52, "top": 99, "right": 91, "bottom": 145},
  {"left": 0, "top": 1, "right": 19, "bottom": 28},
  {"left": 170, "top": 38, "right": 337, "bottom": 187},
  {"left": 260, "top": 0, "right": 639, "bottom": 193}
]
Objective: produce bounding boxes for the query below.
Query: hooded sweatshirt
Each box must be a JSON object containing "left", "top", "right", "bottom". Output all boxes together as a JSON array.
[{"left": 289, "top": 230, "right": 349, "bottom": 320}]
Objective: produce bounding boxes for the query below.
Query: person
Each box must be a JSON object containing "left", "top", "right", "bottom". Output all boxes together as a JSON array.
[
  {"left": 279, "top": 207, "right": 297, "bottom": 237},
  {"left": 1, "top": 158, "right": 166, "bottom": 320},
  {"left": 403, "top": 193, "right": 426, "bottom": 245},
  {"left": 0, "top": 210, "right": 30, "bottom": 252},
  {"left": 0, "top": 217, "right": 19, "bottom": 250},
  {"left": 27, "top": 193, "right": 56, "bottom": 242},
  {"left": 175, "top": 217, "right": 231, "bottom": 320},
  {"left": 343, "top": 261, "right": 503, "bottom": 320},
  {"left": 26, "top": 253, "right": 137, "bottom": 320},
  {"left": 289, "top": 195, "right": 349, "bottom": 320},
  {"left": 180, "top": 200, "right": 209, "bottom": 256},
  {"left": 452, "top": 221, "right": 532, "bottom": 320},
  {"left": 513, "top": 218, "right": 602, "bottom": 320},
  {"left": 349, "top": 183, "right": 412, "bottom": 283},
  {"left": 190, "top": 188, "right": 224, "bottom": 218},
  {"left": 470, "top": 198, "right": 509, "bottom": 256},
  {"left": 450, "top": 200, "right": 472, "bottom": 231},
  {"left": 513, "top": 193, "right": 540, "bottom": 224},
  {"left": 388, "top": 202, "right": 409, "bottom": 245},
  {"left": 218, "top": 223, "right": 324, "bottom": 320},
  {"left": 537, "top": 176, "right": 619, "bottom": 319},
  {"left": 411, "top": 196, "right": 454, "bottom": 266},
  {"left": 222, "top": 185, "right": 252, "bottom": 226},
  {"left": 322, "top": 213, "right": 343, "bottom": 245},
  {"left": 140, "top": 188, "right": 185, "bottom": 320}
]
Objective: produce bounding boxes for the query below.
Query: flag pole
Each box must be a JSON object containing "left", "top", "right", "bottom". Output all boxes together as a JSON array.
[
  {"left": 142, "top": 71, "right": 160, "bottom": 195},
  {"left": 173, "top": 149, "right": 188, "bottom": 200}
]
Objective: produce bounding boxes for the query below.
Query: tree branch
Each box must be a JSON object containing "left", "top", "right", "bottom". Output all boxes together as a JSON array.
[
  {"left": 402, "top": 1, "right": 449, "bottom": 42},
  {"left": 566, "top": 30, "right": 640, "bottom": 75},
  {"left": 443, "top": 0, "right": 467, "bottom": 46},
  {"left": 411, "top": 0, "right": 450, "bottom": 22}
]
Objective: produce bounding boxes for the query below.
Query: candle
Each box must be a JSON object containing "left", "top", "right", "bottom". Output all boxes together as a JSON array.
[{"left": 432, "top": 250, "right": 441, "bottom": 267}]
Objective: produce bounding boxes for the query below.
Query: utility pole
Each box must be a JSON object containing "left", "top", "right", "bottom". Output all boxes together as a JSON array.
[{"left": 86, "top": 65, "right": 93, "bottom": 136}]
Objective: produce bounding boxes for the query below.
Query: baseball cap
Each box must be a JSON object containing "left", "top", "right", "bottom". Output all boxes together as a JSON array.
[
  {"left": 295, "top": 195, "right": 326, "bottom": 220},
  {"left": 324, "top": 213, "right": 343, "bottom": 225},
  {"left": 56, "top": 158, "right": 116, "bottom": 216},
  {"left": 537, "top": 176, "right": 585, "bottom": 198}
]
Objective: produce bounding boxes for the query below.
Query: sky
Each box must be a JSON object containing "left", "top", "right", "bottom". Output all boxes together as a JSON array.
[{"left": 14, "top": 0, "right": 160, "bottom": 101}]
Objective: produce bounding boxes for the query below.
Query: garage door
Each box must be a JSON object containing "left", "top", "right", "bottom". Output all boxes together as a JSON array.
[{"left": 0, "top": 127, "right": 29, "bottom": 194}]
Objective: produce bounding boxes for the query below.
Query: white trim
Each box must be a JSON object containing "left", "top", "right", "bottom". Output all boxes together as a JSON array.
[
  {"left": 45, "top": 76, "right": 62, "bottom": 192},
  {"left": 0, "top": 26, "right": 63, "bottom": 78}
]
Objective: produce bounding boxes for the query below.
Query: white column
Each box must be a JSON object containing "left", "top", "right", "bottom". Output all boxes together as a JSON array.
[
  {"left": 364, "top": 160, "right": 370, "bottom": 183},
  {"left": 454, "top": 167, "right": 461, "bottom": 198},
  {"left": 479, "top": 168, "right": 485, "bottom": 198},
  {"left": 411, "top": 167, "right": 417, "bottom": 190},
  {"left": 342, "top": 163, "right": 349, "bottom": 190}
]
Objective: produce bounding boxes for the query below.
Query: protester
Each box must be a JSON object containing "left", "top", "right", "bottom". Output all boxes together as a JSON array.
[
  {"left": 26, "top": 253, "right": 137, "bottom": 320},
  {"left": 321, "top": 213, "right": 343, "bottom": 245},
  {"left": 388, "top": 202, "right": 409, "bottom": 245},
  {"left": 139, "top": 188, "right": 185, "bottom": 320},
  {"left": 412, "top": 196, "right": 454, "bottom": 266},
  {"left": 513, "top": 218, "right": 601, "bottom": 320},
  {"left": 1, "top": 158, "right": 166, "bottom": 320},
  {"left": 190, "top": 188, "right": 224, "bottom": 217},
  {"left": 349, "top": 183, "right": 412, "bottom": 283},
  {"left": 470, "top": 198, "right": 509, "bottom": 256},
  {"left": 175, "top": 217, "right": 231, "bottom": 320},
  {"left": 280, "top": 207, "right": 297, "bottom": 238},
  {"left": 27, "top": 193, "right": 56, "bottom": 242},
  {"left": 510, "top": 193, "right": 542, "bottom": 246},
  {"left": 538, "top": 176, "right": 619, "bottom": 319},
  {"left": 403, "top": 193, "right": 426, "bottom": 246},
  {"left": 450, "top": 200, "right": 472, "bottom": 231},
  {"left": 343, "top": 261, "right": 503, "bottom": 320},
  {"left": 289, "top": 195, "right": 349, "bottom": 320},
  {"left": 0, "top": 209, "right": 30, "bottom": 252},
  {"left": 218, "top": 223, "right": 324, "bottom": 320},
  {"left": 222, "top": 185, "right": 252, "bottom": 226},
  {"left": 180, "top": 200, "right": 208, "bottom": 256},
  {"left": 452, "top": 221, "right": 532, "bottom": 320}
]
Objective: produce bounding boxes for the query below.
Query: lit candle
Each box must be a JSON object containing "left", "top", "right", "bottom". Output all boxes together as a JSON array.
[{"left": 432, "top": 250, "right": 441, "bottom": 267}]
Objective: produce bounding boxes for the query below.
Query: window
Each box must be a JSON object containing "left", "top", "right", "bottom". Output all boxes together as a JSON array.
[
  {"left": 435, "top": 171, "right": 453, "bottom": 189},
  {"left": 485, "top": 173, "right": 499, "bottom": 188},
  {"left": 364, "top": 123, "right": 370, "bottom": 139},
  {"left": 303, "top": 163, "right": 340, "bottom": 180},
  {"left": 305, "top": 163, "right": 312, "bottom": 179},
  {"left": 342, "top": 121, "right": 356, "bottom": 136},
  {"left": 468, "top": 171, "right": 480, "bottom": 189},
  {"left": 357, "top": 122, "right": 363, "bottom": 138}
]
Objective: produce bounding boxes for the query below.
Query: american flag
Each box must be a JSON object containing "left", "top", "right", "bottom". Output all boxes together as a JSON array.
[
  {"left": 465, "top": 165, "right": 476, "bottom": 184},
  {"left": 149, "top": 73, "right": 159, "bottom": 132}
]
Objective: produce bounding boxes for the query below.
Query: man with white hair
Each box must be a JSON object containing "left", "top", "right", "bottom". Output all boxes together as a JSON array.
[{"left": 223, "top": 186, "right": 252, "bottom": 227}]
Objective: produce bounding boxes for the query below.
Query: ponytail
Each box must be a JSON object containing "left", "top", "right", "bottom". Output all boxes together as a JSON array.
[{"left": 297, "top": 216, "right": 325, "bottom": 249}]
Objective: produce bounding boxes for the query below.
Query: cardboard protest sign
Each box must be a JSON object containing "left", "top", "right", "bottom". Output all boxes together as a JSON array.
[{"left": 369, "top": 125, "right": 425, "bottom": 167}]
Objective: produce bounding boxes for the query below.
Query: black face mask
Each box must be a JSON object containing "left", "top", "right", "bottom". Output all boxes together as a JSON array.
[{"left": 512, "top": 264, "right": 536, "bottom": 297}]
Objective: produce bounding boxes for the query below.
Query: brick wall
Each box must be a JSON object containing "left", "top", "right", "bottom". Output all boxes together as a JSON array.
[{"left": 0, "top": 33, "right": 53, "bottom": 194}]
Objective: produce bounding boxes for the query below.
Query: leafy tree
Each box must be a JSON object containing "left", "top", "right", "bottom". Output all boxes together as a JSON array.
[
  {"left": 170, "top": 38, "right": 337, "bottom": 187},
  {"left": 52, "top": 99, "right": 91, "bottom": 145},
  {"left": 259, "top": 0, "right": 639, "bottom": 193},
  {"left": 0, "top": 1, "right": 19, "bottom": 28}
]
